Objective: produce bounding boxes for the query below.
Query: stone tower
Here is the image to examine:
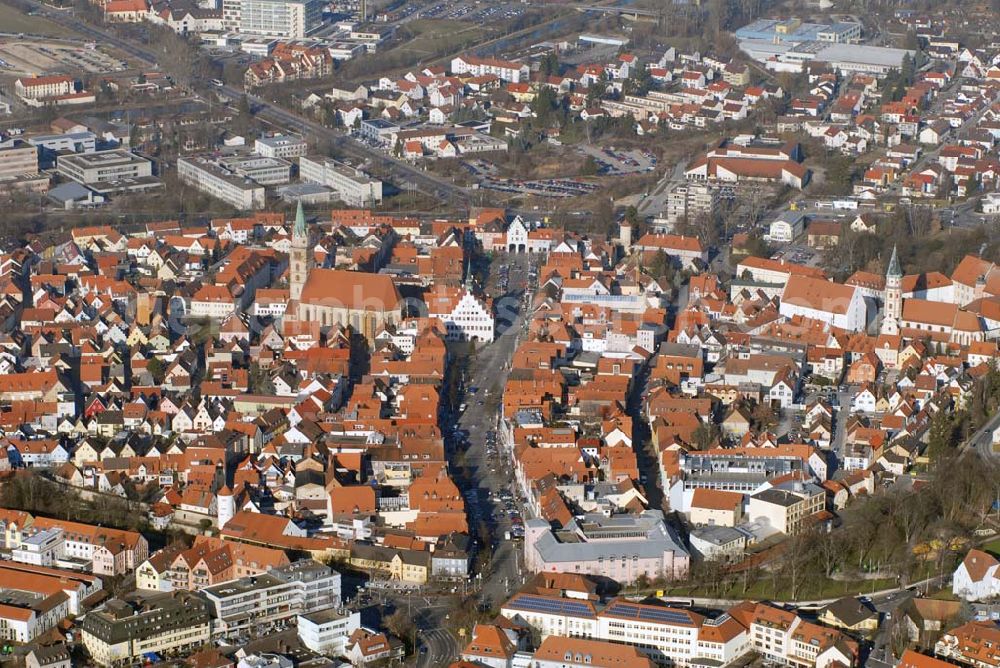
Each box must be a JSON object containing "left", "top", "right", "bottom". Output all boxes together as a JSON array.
[
  {"left": 289, "top": 201, "right": 310, "bottom": 302},
  {"left": 217, "top": 485, "right": 235, "bottom": 529},
  {"left": 881, "top": 245, "right": 902, "bottom": 336}
]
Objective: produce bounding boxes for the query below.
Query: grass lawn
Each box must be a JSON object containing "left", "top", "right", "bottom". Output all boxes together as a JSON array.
[
  {"left": 982, "top": 537, "right": 1000, "bottom": 556},
  {"left": 648, "top": 576, "right": 899, "bottom": 602},
  {"left": 394, "top": 19, "right": 490, "bottom": 59},
  {"left": 927, "top": 588, "right": 959, "bottom": 601},
  {"left": 0, "top": 3, "right": 79, "bottom": 37}
]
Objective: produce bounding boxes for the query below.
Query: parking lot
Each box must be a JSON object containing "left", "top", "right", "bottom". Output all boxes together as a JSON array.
[
  {"left": 464, "top": 159, "right": 600, "bottom": 198},
  {"left": 479, "top": 175, "right": 600, "bottom": 198},
  {"left": 0, "top": 38, "right": 127, "bottom": 75},
  {"left": 421, "top": 0, "right": 525, "bottom": 22},
  {"left": 772, "top": 243, "right": 820, "bottom": 266},
  {"left": 578, "top": 144, "right": 657, "bottom": 176}
]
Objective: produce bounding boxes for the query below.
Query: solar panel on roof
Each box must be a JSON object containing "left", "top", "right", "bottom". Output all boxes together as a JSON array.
[
  {"left": 507, "top": 595, "right": 596, "bottom": 618},
  {"left": 605, "top": 601, "right": 693, "bottom": 625}
]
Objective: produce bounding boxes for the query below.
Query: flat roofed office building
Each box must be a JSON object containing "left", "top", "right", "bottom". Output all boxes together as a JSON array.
[
  {"left": 254, "top": 134, "right": 308, "bottom": 159},
  {"left": 217, "top": 154, "right": 292, "bottom": 186},
  {"left": 0, "top": 140, "right": 39, "bottom": 180},
  {"left": 299, "top": 155, "right": 383, "bottom": 206},
  {"left": 177, "top": 156, "right": 266, "bottom": 210},
  {"left": 57, "top": 150, "right": 152, "bottom": 184},
  {"left": 239, "top": 0, "right": 322, "bottom": 38},
  {"left": 201, "top": 560, "right": 341, "bottom": 636}
]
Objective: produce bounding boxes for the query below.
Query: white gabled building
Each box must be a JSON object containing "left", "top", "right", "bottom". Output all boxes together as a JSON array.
[
  {"left": 503, "top": 216, "right": 551, "bottom": 254},
  {"left": 953, "top": 549, "right": 1000, "bottom": 601},
  {"left": 779, "top": 275, "right": 867, "bottom": 332},
  {"left": 427, "top": 285, "right": 495, "bottom": 343}
]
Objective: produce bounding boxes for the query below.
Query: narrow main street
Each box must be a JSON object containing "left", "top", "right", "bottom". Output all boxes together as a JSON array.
[
  {"left": 414, "top": 250, "right": 533, "bottom": 667},
  {"left": 457, "top": 251, "right": 534, "bottom": 610}
]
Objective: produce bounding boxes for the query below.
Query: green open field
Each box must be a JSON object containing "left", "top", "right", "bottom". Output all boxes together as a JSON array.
[
  {"left": 0, "top": 3, "right": 79, "bottom": 38},
  {"left": 393, "top": 19, "right": 491, "bottom": 60}
]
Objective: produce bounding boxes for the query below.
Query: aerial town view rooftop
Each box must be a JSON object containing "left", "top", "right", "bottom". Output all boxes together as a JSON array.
[{"left": 1, "top": 0, "right": 1000, "bottom": 666}]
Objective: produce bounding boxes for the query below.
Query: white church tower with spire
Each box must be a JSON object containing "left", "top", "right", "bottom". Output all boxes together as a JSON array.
[
  {"left": 881, "top": 245, "right": 902, "bottom": 336},
  {"left": 289, "top": 201, "right": 310, "bottom": 302}
]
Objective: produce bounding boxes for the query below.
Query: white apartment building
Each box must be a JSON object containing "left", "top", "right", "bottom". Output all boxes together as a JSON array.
[
  {"left": 238, "top": 0, "right": 322, "bottom": 38},
  {"left": 177, "top": 157, "right": 266, "bottom": 210},
  {"left": 255, "top": 134, "right": 308, "bottom": 158},
  {"left": 746, "top": 605, "right": 851, "bottom": 668},
  {"left": 298, "top": 155, "right": 383, "bottom": 206},
  {"left": 297, "top": 608, "right": 362, "bottom": 654},
  {"left": 253, "top": 289, "right": 289, "bottom": 318},
  {"left": 653, "top": 183, "right": 720, "bottom": 232},
  {"left": 23, "top": 519, "right": 148, "bottom": 577},
  {"left": 202, "top": 561, "right": 341, "bottom": 636},
  {"left": 450, "top": 55, "right": 529, "bottom": 82},
  {"left": 222, "top": 0, "right": 241, "bottom": 31}
]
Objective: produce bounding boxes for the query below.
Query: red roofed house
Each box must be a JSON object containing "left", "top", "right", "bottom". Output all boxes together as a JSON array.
[{"left": 105, "top": 0, "right": 148, "bottom": 21}]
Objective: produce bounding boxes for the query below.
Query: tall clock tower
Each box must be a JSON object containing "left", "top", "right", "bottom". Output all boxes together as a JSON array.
[{"left": 881, "top": 245, "right": 902, "bottom": 336}]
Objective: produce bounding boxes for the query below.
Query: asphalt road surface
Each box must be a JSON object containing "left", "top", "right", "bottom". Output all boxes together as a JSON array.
[
  {"left": 458, "top": 251, "right": 534, "bottom": 610},
  {"left": 964, "top": 408, "right": 1000, "bottom": 460},
  {"left": 416, "top": 626, "right": 462, "bottom": 668}
]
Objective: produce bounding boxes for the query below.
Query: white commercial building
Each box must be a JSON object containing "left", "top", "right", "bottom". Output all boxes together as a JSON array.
[
  {"left": 254, "top": 134, "right": 308, "bottom": 159},
  {"left": 297, "top": 608, "right": 362, "bottom": 654},
  {"left": 201, "top": 560, "right": 341, "bottom": 637},
  {"left": 768, "top": 212, "right": 806, "bottom": 243},
  {"left": 501, "top": 595, "right": 750, "bottom": 667},
  {"left": 218, "top": 154, "right": 291, "bottom": 186},
  {"left": 238, "top": 0, "right": 322, "bottom": 38},
  {"left": 298, "top": 155, "right": 382, "bottom": 206},
  {"left": 11, "top": 528, "right": 65, "bottom": 567},
  {"left": 57, "top": 150, "right": 153, "bottom": 185},
  {"left": 28, "top": 131, "right": 97, "bottom": 155}
]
